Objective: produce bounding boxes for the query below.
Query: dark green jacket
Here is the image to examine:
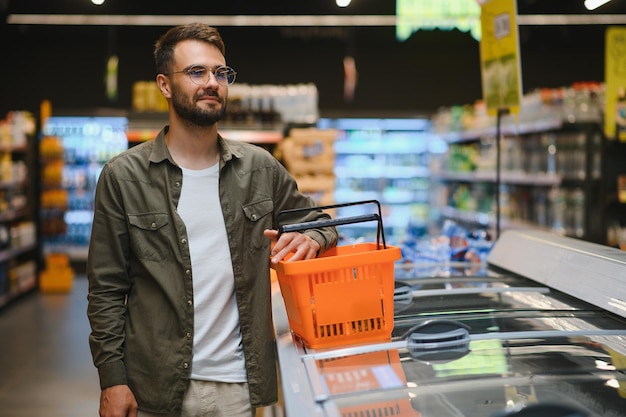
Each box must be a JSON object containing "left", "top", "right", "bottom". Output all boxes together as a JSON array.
[{"left": 87, "top": 127, "right": 337, "bottom": 413}]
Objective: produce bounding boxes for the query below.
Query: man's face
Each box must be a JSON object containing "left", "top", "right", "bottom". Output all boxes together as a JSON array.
[{"left": 168, "top": 40, "right": 228, "bottom": 126}]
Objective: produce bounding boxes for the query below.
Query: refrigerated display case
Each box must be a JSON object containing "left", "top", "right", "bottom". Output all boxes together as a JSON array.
[
  {"left": 40, "top": 116, "right": 128, "bottom": 261},
  {"left": 272, "top": 229, "right": 626, "bottom": 417},
  {"left": 317, "top": 117, "right": 444, "bottom": 245}
]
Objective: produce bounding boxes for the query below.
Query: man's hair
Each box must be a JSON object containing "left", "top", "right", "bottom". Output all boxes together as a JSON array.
[{"left": 154, "top": 23, "right": 226, "bottom": 74}]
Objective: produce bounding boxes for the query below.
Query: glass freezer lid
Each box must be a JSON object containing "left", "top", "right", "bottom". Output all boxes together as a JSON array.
[
  {"left": 393, "top": 309, "right": 626, "bottom": 339},
  {"left": 393, "top": 271, "right": 612, "bottom": 319},
  {"left": 303, "top": 333, "right": 626, "bottom": 417},
  {"left": 276, "top": 231, "right": 626, "bottom": 417}
]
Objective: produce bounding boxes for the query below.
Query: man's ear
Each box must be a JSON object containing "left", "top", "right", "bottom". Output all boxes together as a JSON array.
[{"left": 156, "top": 74, "right": 171, "bottom": 99}]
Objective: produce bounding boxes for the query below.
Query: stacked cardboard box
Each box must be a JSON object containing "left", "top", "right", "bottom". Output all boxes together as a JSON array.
[{"left": 280, "top": 128, "right": 337, "bottom": 208}]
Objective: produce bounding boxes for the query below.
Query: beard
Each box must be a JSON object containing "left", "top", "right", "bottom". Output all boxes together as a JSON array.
[{"left": 171, "top": 86, "right": 227, "bottom": 127}]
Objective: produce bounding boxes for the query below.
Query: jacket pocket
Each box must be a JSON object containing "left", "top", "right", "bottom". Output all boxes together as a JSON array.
[
  {"left": 242, "top": 198, "right": 273, "bottom": 251},
  {"left": 242, "top": 198, "right": 273, "bottom": 223},
  {"left": 127, "top": 212, "right": 171, "bottom": 261}
]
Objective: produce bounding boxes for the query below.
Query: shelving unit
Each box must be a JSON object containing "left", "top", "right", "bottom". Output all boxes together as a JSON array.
[
  {"left": 0, "top": 111, "right": 39, "bottom": 309},
  {"left": 40, "top": 116, "right": 129, "bottom": 262},
  {"left": 604, "top": 139, "right": 626, "bottom": 248},
  {"left": 126, "top": 111, "right": 284, "bottom": 148},
  {"left": 126, "top": 111, "right": 286, "bottom": 190},
  {"left": 126, "top": 125, "right": 283, "bottom": 145},
  {"left": 317, "top": 117, "right": 437, "bottom": 244},
  {"left": 430, "top": 116, "right": 606, "bottom": 243}
]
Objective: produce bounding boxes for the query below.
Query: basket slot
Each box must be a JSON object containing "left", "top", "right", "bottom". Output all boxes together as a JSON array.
[
  {"left": 315, "top": 317, "right": 388, "bottom": 341},
  {"left": 317, "top": 323, "right": 345, "bottom": 338},
  {"left": 350, "top": 317, "right": 380, "bottom": 334}
]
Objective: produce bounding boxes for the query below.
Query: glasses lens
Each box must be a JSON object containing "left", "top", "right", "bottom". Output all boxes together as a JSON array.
[
  {"left": 215, "top": 66, "right": 236, "bottom": 86},
  {"left": 187, "top": 66, "right": 209, "bottom": 85}
]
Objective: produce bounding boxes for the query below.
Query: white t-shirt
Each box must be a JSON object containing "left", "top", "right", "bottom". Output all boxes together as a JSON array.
[{"left": 178, "top": 164, "right": 246, "bottom": 382}]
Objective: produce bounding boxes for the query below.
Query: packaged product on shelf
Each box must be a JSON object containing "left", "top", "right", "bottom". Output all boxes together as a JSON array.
[
  {"left": 398, "top": 220, "right": 493, "bottom": 267},
  {"left": 280, "top": 128, "right": 338, "bottom": 210},
  {"left": 0, "top": 110, "right": 38, "bottom": 309},
  {"left": 281, "top": 128, "right": 337, "bottom": 176},
  {"left": 0, "top": 152, "right": 12, "bottom": 182}
]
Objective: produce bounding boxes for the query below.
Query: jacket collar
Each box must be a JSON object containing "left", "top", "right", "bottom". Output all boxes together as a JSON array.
[{"left": 149, "top": 126, "right": 175, "bottom": 165}]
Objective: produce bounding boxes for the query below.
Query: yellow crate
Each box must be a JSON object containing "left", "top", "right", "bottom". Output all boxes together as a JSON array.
[
  {"left": 39, "top": 253, "right": 74, "bottom": 293},
  {"left": 39, "top": 268, "right": 74, "bottom": 293}
]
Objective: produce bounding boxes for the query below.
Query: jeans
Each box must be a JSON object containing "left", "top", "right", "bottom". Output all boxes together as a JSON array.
[{"left": 138, "top": 380, "right": 254, "bottom": 417}]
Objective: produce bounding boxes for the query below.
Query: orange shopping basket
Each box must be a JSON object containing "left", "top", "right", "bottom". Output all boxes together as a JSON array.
[{"left": 273, "top": 200, "right": 402, "bottom": 349}]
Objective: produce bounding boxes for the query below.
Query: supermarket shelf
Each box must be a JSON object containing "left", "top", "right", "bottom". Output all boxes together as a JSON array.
[
  {"left": 321, "top": 117, "right": 433, "bottom": 243},
  {"left": 440, "top": 206, "right": 551, "bottom": 232},
  {"left": 335, "top": 165, "right": 429, "bottom": 179},
  {"left": 0, "top": 270, "right": 36, "bottom": 308},
  {"left": 0, "top": 144, "right": 29, "bottom": 153},
  {"left": 337, "top": 217, "right": 424, "bottom": 231},
  {"left": 0, "top": 242, "right": 37, "bottom": 263},
  {"left": 431, "top": 171, "right": 562, "bottom": 186},
  {"left": 0, "top": 207, "right": 29, "bottom": 222},
  {"left": 436, "top": 117, "right": 564, "bottom": 143},
  {"left": 126, "top": 128, "right": 283, "bottom": 144},
  {"left": 0, "top": 111, "right": 39, "bottom": 312},
  {"left": 0, "top": 179, "right": 28, "bottom": 190},
  {"left": 221, "top": 129, "right": 283, "bottom": 144},
  {"left": 430, "top": 113, "right": 606, "bottom": 243},
  {"left": 334, "top": 140, "right": 431, "bottom": 155},
  {"left": 334, "top": 189, "right": 429, "bottom": 205},
  {"left": 126, "top": 110, "right": 285, "bottom": 144}
]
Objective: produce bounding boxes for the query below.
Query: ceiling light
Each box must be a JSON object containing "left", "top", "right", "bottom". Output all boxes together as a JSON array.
[
  {"left": 584, "top": 0, "right": 611, "bottom": 10},
  {"left": 336, "top": 0, "right": 352, "bottom": 7},
  {"left": 91, "top": 0, "right": 105, "bottom": 5}
]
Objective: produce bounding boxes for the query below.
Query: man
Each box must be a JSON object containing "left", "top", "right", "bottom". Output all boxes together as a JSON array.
[{"left": 87, "top": 23, "right": 338, "bottom": 417}]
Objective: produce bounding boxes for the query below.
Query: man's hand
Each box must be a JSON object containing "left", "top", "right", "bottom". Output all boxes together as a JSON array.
[
  {"left": 99, "top": 385, "right": 138, "bottom": 417},
  {"left": 264, "top": 229, "right": 320, "bottom": 264}
]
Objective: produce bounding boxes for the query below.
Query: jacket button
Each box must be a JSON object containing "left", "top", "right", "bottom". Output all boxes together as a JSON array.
[
  {"left": 251, "top": 214, "right": 257, "bottom": 221},
  {"left": 185, "top": 269, "right": 191, "bottom": 276},
  {"left": 183, "top": 362, "right": 189, "bottom": 369},
  {"left": 181, "top": 238, "right": 187, "bottom": 245},
  {"left": 175, "top": 181, "right": 181, "bottom": 188},
  {"left": 151, "top": 222, "right": 157, "bottom": 228}
]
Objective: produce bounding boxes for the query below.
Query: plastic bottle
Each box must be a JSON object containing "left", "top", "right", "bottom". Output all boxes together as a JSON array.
[
  {"left": 570, "top": 188, "right": 585, "bottom": 238},
  {"left": 0, "top": 153, "right": 12, "bottom": 183},
  {"left": 548, "top": 187, "right": 566, "bottom": 235}
]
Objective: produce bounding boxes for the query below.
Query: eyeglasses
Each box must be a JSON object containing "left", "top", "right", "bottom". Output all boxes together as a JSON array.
[{"left": 164, "top": 65, "right": 237, "bottom": 86}]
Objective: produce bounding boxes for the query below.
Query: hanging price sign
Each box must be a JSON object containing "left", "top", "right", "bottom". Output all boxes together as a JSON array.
[
  {"left": 479, "top": 0, "right": 522, "bottom": 114},
  {"left": 604, "top": 27, "right": 626, "bottom": 142}
]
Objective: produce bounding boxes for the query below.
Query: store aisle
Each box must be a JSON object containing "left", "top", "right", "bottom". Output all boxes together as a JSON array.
[{"left": 0, "top": 276, "right": 100, "bottom": 417}]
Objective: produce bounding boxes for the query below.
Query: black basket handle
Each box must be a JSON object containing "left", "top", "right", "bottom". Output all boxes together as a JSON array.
[{"left": 276, "top": 199, "right": 387, "bottom": 249}]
